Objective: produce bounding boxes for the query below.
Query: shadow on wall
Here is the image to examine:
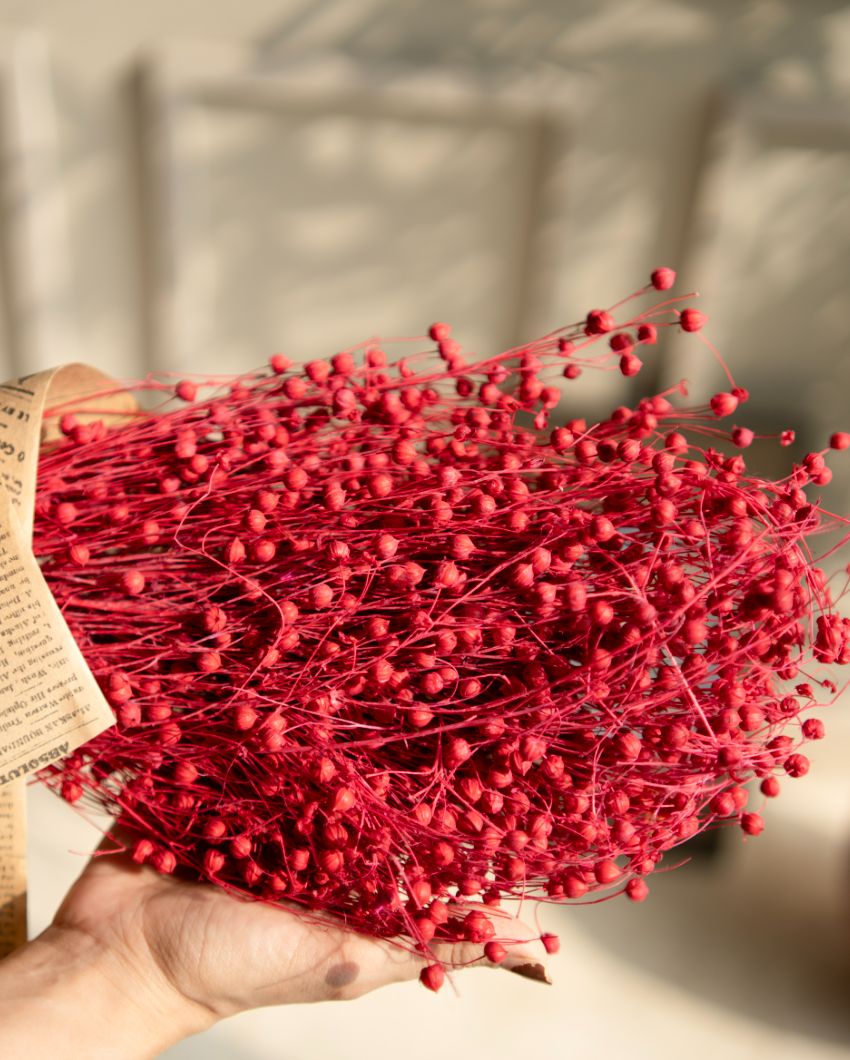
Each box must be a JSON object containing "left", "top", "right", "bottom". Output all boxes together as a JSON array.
[
  {"left": 257, "top": 0, "right": 844, "bottom": 93},
  {"left": 153, "top": 100, "right": 548, "bottom": 374}
]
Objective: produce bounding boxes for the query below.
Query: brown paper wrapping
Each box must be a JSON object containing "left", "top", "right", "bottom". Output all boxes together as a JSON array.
[{"left": 0, "top": 364, "right": 130, "bottom": 958}]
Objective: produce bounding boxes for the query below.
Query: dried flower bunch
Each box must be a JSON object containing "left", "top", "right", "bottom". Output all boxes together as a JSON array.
[{"left": 36, "top": 269, "right": 849, "bottom": 989}]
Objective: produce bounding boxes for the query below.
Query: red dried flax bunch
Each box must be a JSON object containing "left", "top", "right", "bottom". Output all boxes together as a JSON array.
[{"left": 35, "top": 269, "right": 850, "bottom": 989}]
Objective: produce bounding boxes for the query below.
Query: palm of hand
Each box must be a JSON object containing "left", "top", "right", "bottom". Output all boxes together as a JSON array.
[
  {"left": 51, "top": 837, "right": 548, "bottom": 1023},
  {"left": 52, "top": 844, "right": 425, "bottom": 1020}
]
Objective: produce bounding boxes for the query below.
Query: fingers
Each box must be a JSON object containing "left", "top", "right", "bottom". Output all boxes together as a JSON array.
[
  {"left": 330, "top": 903, "right": 556, "bottom": 997},
  {"left": 430, "top": 903, "right": 554, "bottom": 986}
]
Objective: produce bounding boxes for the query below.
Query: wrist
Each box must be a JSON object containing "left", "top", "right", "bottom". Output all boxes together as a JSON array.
[{"left": 0, "top": 922, "right": 216, "bottom": 1059}]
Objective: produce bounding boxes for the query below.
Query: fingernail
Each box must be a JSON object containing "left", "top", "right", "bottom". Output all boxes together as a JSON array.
[{"left": 507, "top": 961, "right": 552, "bottom": 985}]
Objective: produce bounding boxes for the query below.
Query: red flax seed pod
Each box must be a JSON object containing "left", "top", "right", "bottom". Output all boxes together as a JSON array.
[
  {"left": 679, "top": 308, "right": 707, "bottom": 332},
  {"left": 31, "top": 270, "right": 850, "bottom": 989},
  {"left": 651, "top": 267, "right": 676, "bottom": 290},
  {"left": 420, "top": 965, "right": 445, "bottom": 992}
]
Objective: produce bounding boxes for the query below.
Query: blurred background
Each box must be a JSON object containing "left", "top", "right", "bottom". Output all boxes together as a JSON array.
[{"left": 0, "top": 0, "right": 848, "bottom": 1056}]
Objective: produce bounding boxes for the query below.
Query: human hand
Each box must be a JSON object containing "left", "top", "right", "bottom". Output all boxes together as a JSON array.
[{"left": 0, "top": 831, "right": 553, "bottom": 1059}]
